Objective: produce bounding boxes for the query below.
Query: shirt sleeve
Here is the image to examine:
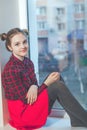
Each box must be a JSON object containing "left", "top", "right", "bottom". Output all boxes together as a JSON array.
[{"left": 38, "top": 83, "right": 48, "bottom": 95}]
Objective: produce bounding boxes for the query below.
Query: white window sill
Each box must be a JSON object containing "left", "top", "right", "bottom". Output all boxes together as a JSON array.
[{"left": 0, "top": 113, "right": 87, "bottom": 130}]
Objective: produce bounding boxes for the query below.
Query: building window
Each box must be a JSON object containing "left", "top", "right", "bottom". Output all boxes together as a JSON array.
[
  {"left": 57, "top": 23, "right": 65, "bottom": 30},
  {"left": 37, "top": 6, "right": 46, "bottom": 15},
  {"left": 75, "top": 4, "right": 85, "bottom": 13},
  {"left": 37, "top": 21, "right": 47, "bottom": 30},
  {"left": 80, "top": 4, "right": 85, "bottom": 12},
  {"left": 75, "top": 20, "right": 85, "bottom": 29},
  {"left": 56, "top": 8, "right": 65, "bottom": 15}
]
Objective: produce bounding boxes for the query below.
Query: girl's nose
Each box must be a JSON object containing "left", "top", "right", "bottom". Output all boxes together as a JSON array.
[{"left": 21, "top": 43, "right": 25, "bottom": 48}]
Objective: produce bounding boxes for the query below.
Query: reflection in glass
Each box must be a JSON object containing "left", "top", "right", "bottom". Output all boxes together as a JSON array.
[{"left": 36, "top": 0, "right": 87, "bottom": 110}]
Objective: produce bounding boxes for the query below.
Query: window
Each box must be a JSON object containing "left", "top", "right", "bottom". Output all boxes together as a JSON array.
[
  {"left": 75, "top": 4, "right": 79, "bottom": 12},
  {"left": 80, "top": 4, "right": 85, "bottom": 12},
  {"left": 37, "top": 7, "right": 46, "bottom": 15},
  {"left": 75, "top": 3, "right": 85, "bottom": 13},
  {"left": 27, "top": 0, "right": 87, "bottom": 111},
  {"left": 57, "top": 23, "right": 65, "bottom": 31},
  {"left": 75, "top": 20, "right": 85, "bottom": 29},
  {"left": 56, "top": 8, "right": 65, "bottom": 15},
  {"left": 37, "top": 21, "right": 47, "bottom": 30}
]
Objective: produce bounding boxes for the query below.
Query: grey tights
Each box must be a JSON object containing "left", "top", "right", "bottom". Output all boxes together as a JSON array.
[{"left": 47, "top": 79, "right": 87, "bottom": 127}]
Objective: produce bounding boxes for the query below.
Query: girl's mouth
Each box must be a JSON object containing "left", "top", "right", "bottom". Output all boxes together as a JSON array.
[{"left": 21, "top": 48, "right": 27, "bottom": 53}]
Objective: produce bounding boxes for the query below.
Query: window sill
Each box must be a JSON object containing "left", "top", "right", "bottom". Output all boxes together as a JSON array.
[{"left": 49, "top": 108, "right": 66, "bottom": 118}]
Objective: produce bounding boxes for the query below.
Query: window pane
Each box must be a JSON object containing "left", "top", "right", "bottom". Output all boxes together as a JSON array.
[{"left": 35, "top": 0, "right": 87, "bottom": 110}]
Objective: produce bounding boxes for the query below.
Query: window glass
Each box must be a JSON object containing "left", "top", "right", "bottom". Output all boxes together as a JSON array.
[{"left": 30, "top": 0, "right": 87, "bottom": 110}]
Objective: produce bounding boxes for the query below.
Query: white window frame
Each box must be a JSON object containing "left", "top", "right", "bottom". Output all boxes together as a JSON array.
[{"left": 27, "top": 0, "right": 39, "bottom": 81}]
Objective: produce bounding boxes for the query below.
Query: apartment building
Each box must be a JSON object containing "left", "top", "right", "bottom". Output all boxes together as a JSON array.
[{"left": 36, "top": 0, "right": 68, "bottom": 71}]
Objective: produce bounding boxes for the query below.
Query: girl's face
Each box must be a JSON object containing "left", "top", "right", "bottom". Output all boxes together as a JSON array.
[{"left": 8, "top": 33, "right": 28, "bottom": 61}]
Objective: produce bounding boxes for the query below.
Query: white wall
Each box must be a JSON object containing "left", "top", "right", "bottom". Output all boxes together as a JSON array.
[{"left": 0, "top": 0, "right": 28, "bottom": 127}]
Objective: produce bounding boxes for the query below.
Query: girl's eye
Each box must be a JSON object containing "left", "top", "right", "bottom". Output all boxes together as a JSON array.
[
  {"left": 23, "top": 40, "right": 27, "bottom": 44},
  {"left": 15, "top": 43, "right": 19, "bottom": 46}
]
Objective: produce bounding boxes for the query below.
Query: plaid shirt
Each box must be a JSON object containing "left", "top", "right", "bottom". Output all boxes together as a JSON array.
[{"left": 2, "top": 54, "right": 47, "bottom": 104}]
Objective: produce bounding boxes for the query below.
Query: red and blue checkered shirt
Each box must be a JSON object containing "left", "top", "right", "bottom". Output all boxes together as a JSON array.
[{"left": 2, "top": 54, "right": 47, "bottom": 104}]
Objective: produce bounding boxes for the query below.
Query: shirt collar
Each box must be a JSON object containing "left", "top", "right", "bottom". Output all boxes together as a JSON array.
[{"left": 10, "top": 54, "right": 25, "bottom": 65}]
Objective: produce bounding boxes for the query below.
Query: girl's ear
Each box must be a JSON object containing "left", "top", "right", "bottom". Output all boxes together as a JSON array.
[{"left": 7, "top": 45, "right": 13, "bottom": 51}]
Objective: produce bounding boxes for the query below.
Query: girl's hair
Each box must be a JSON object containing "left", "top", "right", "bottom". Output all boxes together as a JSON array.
[{"left": 0, "top": 28, "right": 29, "bottom": 51}]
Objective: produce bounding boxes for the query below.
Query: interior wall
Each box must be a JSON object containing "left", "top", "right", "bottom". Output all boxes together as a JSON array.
[{"left": 0, "top": 0, "right": 28, "bottom": 126}]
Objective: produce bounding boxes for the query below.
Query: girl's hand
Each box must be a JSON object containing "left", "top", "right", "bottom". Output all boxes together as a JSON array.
[
  {"left": 44, "top": 72, "right": 60, "bottom": 86},
  {"left": 26, "top": 85, "right": 38, "bottom": 105}
]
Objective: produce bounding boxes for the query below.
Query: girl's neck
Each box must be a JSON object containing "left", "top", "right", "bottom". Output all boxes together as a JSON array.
[{"left": 12, "top": 53, "right": 24, "bottom": 61}]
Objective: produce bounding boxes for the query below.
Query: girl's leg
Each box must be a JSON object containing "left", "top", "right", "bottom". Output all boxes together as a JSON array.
[{"left": 47, "top": 79, "right": 87, "bottom": 127}]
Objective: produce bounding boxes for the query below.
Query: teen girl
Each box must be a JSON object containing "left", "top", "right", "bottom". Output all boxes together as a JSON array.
[{"left": 1, "top": 28, "right": 87, "bottom": 130}]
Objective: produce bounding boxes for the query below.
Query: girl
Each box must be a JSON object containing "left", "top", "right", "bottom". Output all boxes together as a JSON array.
[{"left": 1, "top": 28, "right": 87, "bottom": 130}]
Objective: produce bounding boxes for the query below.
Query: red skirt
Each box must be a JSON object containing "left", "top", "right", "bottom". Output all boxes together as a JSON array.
[{"left": 7, "top": 89, "right": 48, "bottom": 130}]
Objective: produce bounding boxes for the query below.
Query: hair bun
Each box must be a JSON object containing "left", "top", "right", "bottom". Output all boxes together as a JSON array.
[
  {"left": 22, "top": 29, "right": 29, "bottom": 36},
  {"left": 0, "top": 33, "right": 7, "bottom": 41}
]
